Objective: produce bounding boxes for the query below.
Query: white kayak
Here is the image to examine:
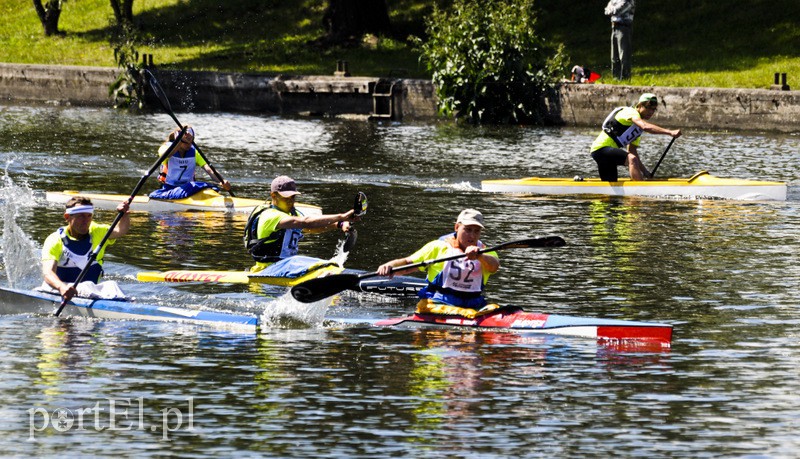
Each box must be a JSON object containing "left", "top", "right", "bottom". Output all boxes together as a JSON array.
[
  {"left": 0, "top": 286, "right": 258, "bottom": 330},
  {"left": 481, "top": 171, "right": 787, "bottom": 201},
  {"left": 45, "top": 189, "right": 323, "bottom": 214}
]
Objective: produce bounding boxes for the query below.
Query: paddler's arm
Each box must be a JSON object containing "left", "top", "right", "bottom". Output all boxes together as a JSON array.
[
  {"left": 465, "top": 246, "right": 500, "bottom": 273},
  {"left": 42, "top": 259, "right": 77, "bottom": 302},
  {"left": 377, "top": 256, "right": 416, "bottom": 278},
  {"left": 626, "top": 144, "right": 652, "bottom": 178},
  {"left": 201, "top": 164, "right": 232, "bottom": 191},
  {"left": 277, "top": 209, "right": 356, "bottom": 234},
  {"left": 110, "top": 201, "right": 131, "bottom": 239},
  {"left": 632, "top": 117, "right": 682, "bottom": 138}
]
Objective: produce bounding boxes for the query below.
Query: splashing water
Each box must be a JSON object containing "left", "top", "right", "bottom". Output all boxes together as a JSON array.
[
  {"left": 257, "top": 238, "right": 350, "bottom": 329},
  {"left": 330, "top": 237, "right": 350, "bottom": 267},
  {"left": 259, "top": 291, "right": 333, "bottom": 330},
  {"left": 1, "top": 164, "right": 42, "bottom": 289}
]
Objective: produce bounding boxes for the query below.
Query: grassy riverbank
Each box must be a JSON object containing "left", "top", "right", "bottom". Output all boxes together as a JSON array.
[{"left": 1, "top": 0, "right": 798, "bottom": 89}]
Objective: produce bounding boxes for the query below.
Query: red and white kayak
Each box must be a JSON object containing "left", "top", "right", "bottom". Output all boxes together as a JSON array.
[{"left": 375, "top": 307, "right": 672, "bottom": 344}]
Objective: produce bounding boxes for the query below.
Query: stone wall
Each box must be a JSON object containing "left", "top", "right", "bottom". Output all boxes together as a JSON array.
[
  {"left": 1, "top": 63, "right": 798, "bottom": 133},
  {"left": 559, "top": 83, "right": 800, "bottom": 133}
]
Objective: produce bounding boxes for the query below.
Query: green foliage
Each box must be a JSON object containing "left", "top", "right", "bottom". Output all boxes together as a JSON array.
[
  {"left": 108, "top": 23, "right": 143, "bottom": 109},
  {"left": 0, "top": 0, "right": 798, "bottom": 88},
  {"left": 418, "top": 0, "right": 567, "bottom": 124}
]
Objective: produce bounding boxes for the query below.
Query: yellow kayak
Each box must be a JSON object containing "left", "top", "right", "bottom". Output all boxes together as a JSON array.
[
  {"left": 481, "top": 171, "right": 786, "bottom": 201},
  {"left": 45, "top": 189, "right": 323, "bottom": 214}
]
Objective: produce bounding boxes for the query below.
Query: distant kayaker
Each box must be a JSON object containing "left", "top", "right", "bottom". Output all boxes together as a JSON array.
[
  {"left": 590, "top": 93, "right": 682, "bottom": 181},
  {"left": 149, "top": 126, "right": 232, "bottom": 199},
  {"left": 244, "top": 175, "right": 356, "bottom": 272},
  {"left": 376, "top": 209, "right": 500, "bottom": 318},
  {"left": 41, "top": 196, "right": 131, "bottom": 302}
]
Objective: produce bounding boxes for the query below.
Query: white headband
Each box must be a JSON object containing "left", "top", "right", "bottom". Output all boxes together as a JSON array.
[{"left": 65, "top": 205, "right": 94, "bottom": 215}]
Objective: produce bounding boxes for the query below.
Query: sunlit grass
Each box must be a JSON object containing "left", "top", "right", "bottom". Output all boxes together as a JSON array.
[{"left": 1, "top": 0, "right": 797, "bottom": 87}]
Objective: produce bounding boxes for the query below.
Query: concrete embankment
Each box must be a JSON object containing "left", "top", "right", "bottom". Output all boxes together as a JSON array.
[{"left": 1, "top": 63, "right": 798, "bottom": 133}]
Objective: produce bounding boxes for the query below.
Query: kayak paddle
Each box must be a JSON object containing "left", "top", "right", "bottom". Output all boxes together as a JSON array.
[
  {"left": 55, "top": 128, "right": 189, "bottom": 316},
  {"left": 143, "top": 69, "right": 234, "bottom": 196},
  {"left": 649, "top": 137, "right": 677, "bottom": 178},
  {"left": 342, "top": 191, "right": 367, "bottom": 253},
  {"left": 290, "top": 235, "right": 566, "bottom": 303}
]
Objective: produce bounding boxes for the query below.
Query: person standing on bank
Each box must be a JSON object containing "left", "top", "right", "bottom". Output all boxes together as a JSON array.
[
  {"left": 244, "top": 176, "right": 356, "bottom": 272},
  {"left": 604, "top": 0, "right": 635, "bottom": 80},
  {"left": 590, "top": 93, "right": 682, "bottom": 182},
  {"left": 149, "top": 126, "right": 232, "bottom": 200},
  {"left": 41, "top": 196, "right": 131, "bottom": 302}
]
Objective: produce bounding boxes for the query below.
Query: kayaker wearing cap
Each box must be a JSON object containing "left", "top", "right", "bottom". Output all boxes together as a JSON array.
[
  {"left": 244, "top": 175, "right": 356, "bottom": 272},
  {"left": 590, "top": 93, "right": 682, "bottom": 181},
  {"left": 41, "top": 196, "right": 131, "bottom": 302},
  {"left": 149, "top": 125, "right": 232, "bottom": 200},
  {"left": 377, "top": 209, "right": 500, "bottom": 318}
]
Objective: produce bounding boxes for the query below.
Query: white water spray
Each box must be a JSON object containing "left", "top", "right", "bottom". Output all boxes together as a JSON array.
[
  {"left": 0, "top": 162, "right": 41, "bottom": 289},
  {"left": 258, "top": 237, "right": 351, "bottom": 329}
]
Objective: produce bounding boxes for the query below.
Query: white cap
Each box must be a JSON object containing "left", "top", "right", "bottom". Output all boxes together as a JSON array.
[{"left": 456, "top": 208, "right": 485, "bottom": 228}]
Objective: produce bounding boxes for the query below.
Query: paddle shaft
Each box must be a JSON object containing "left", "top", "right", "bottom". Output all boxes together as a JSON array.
[
  {"left": 54, "top": 129, "right": 188, "bottom": 316},
  {"left": 369, "top": 237, "right": 562, "bottom": 281},
  {"left": 290, "top": 236, "right": 565, "bottom": 303},
  {"left": 650, "top": 137, "right": 677, "bottom": 178},
  {"left": 143, "top": 70, "right": 234, "bottom": 196}
]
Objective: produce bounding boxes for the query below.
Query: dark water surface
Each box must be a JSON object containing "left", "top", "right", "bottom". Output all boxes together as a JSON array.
[{"left": 1, "top": 104, "right": 799, "bottom": 457}]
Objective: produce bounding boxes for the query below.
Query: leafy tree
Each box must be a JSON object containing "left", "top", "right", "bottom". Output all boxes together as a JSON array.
[
  {"left": 418, "top": 0, "right": 568, "bottom": 124},
  {"left": 32, "top": 0, "right": 64, "bottom": 36},
  {"left": 109, "top": 22, "right": 143, "bottom": 109}
]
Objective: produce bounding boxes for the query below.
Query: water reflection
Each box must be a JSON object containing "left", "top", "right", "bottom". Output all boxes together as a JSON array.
[{"left": 1, "top": 104, "right": 800, "bottom": 457}]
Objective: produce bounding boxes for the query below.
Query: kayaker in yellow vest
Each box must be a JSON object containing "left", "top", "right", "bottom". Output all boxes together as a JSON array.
[
  {"left": 41, "top": 196, "right": 131, "bottom": 302},
  {"left": 149, "top": 126, "right": 233, "bottom": 199},
  {"left": 244, "top": 175, "right": 356, "bottom": 272},
  {"left": 376, "top": 209, "right": 500, "bottom": 319},
  {"left": 590, "top": 93, "right": 682, "bottom": 181}
]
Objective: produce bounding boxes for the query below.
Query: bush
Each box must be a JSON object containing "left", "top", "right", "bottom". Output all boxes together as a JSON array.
[{"left": 418, "top": 0, "right": 567, "bottom": 124}]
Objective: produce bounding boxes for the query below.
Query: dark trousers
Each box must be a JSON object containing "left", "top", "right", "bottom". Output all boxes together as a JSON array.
[
  {"left": 591, "top": 147, "right": 629, "bottom": 182},
  {"left": 611, "top": 23, "right": 632, "bottom": 80}
]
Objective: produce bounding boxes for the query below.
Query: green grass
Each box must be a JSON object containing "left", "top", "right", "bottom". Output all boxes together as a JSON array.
[{"left": 1, "top": 0, "right": 798, "bottom": 88}]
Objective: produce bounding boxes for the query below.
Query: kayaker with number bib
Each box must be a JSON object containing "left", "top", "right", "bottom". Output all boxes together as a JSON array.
[
  {"left": 376, "top": 209, "right": 500, "bottom": 319},
  {"left": 149, "top": 126, "right": 232, "bottom": 200},
  {"left": 244, "top": 176, "right": 356, "bottom": 273},
  {"left": 40, "top": 196, "right": 130, "bottom": 302},
  {"left": 590, "top": 93, "right": 682, "bottom": 182}
]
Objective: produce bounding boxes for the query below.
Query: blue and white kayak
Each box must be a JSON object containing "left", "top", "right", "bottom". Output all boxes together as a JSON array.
[{"left": 0, "top": 286, "right": 258, "bottom": 329}]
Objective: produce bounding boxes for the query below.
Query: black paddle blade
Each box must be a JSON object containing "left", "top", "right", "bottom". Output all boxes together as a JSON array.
[
  {"left": 343, "top": 228, "right": 357, "bottom": 253},
  {"left": 353, "top": 191, "right": 368, "bottom": 217},
  {"left": 143, "top": 69, "right": 173, "bottom": 113},
  {"left": 502, "top": 235, "right": 566, "bottom": 249},
  {"left": 291, "top": 273, "right": 362, "bottom": 303}
]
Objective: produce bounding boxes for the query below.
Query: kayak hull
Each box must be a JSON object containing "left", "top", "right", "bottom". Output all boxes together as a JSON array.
[
  {"left": 0, "top": 286, "right": 258, "bottom": 329},
  {"left": 45, "top": 189, "right": 323, "bottom": 214},
  {"left": 137, "top": 256, "right": 428, "bottom": 295},
  {"left": 375, "top": 307, "right": 672, "bottom": 344},
  {"left": 481, "top": 171, "right": 786, "bottom": 201}
]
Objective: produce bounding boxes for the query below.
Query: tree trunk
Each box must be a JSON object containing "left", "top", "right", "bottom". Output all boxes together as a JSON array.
[
  {"left": 32, "top": 0, "right": 63, "bottom": 36},
  {"left": 323, "top": 0, "right": 391, "bottom": 43},
  {"left": 110, "top": 0, "right": 135, "bottom": 26}
]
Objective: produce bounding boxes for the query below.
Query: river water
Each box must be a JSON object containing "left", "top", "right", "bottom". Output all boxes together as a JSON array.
[{"left": 1, "top": 103, "right": 799, "bottom": 457}]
